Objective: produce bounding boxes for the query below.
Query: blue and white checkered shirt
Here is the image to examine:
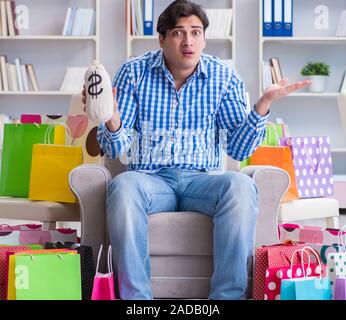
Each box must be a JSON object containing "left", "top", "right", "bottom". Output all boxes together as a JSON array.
[{"left": 97, "top": 50, "right": 269, "bottom": 172}]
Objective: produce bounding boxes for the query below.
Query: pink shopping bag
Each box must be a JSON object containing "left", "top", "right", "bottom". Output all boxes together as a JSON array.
[
  {"left": 91, "top": 244, "right": 115, "bottom": 300},
  {"left": 264, "top": 246, "right": 326, "bottom": 300}
]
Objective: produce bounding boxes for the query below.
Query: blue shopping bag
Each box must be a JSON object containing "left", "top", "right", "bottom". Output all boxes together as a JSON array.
[
  {"left": 280, "top": 246, "right": 332, "bottom": 300},
  {"left": 280, "top": 277, "right": 332, "bottom": 300}
]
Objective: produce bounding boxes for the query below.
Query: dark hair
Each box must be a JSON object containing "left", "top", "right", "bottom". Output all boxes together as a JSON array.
[{"left": 157, "top": 0, "right": 209, "bottom": 37}]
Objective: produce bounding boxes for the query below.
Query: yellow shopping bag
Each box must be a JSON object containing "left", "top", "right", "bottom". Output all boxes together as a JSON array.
[{"left": 28, "top": 123, "right": 83, "bottom": 203}]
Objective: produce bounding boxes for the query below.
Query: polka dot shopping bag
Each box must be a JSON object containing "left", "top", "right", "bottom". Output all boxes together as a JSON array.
[
  {"left": 264, "top": 246, "right": 326, "bottom": 300},
  {"left": 280, "top": 136, "right": 333, "bottom": 198}
]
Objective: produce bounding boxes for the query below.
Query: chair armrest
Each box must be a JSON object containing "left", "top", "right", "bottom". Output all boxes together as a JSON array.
[
  {"left": 69, "top": 164, "right": 111, "bottom": 270},
  {"left": 241, "top": 165, "right": 290, "bottom": 247}
]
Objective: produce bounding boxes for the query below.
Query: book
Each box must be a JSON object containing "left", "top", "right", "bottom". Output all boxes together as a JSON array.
[
  {"left": 60, "top": 67, "right": 87, "bottom": 92},
  {"left": 270, "top": 66, "right": 278, "bottom": 84},
  {"left": 26, "top": 64, "right": 39, "bottom": 91},
  {"left": 0, "top": 66, "right": 2, "bottom": 91},
  {"left": 8, "top": 63, "right": 18, "bottom": 91},
  {"left": 14, "top": 58, "right": 23, "bottom": 91},
  {"left": 20, "top": 63, "right": 29, "bottom": 91},
  {"left": 340, "top": 71, "right": 346, "bottom": 92},
  {"left": 0, "top": 0, "right": 7, "bottom": 36},
  {"left": 5, "top": 0, "right": 15, "bottom": 36},
  {"left": 10, "top": 0, "right": 18, "bottom": 35},
  {"left": 269, "top": 57, "right": 283, "bottom": 82},
  {"left": 0, "top": 55, "right": 8, "bottom": 91},
  {"left": 62, "top": 7, "right": 72, "bottom": 36}
]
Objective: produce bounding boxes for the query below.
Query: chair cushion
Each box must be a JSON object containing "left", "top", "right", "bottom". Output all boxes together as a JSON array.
[
  {"left": 0, "top": 197, "right": 80, "bottom": 222},
  {"left": 148, "top": 212, "right": 213, "bottom": 256},
  {"left": 278, "top": 198, "right": 339, "bottom": 223}
]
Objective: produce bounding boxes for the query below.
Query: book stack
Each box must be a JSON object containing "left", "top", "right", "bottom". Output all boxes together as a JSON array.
[
  {"left": 62, "top": 7, "right": 95, "bottom": 36},
  {"left": 0, "top": 56, "right": 39, "bottom": 92},
  {"left": 262, "top": 57, "right": 283, "bottom": 90},
  {"left": 0, "top": 0, "right": 19, "bottom": 36},
  {"left": 205, "top": 9, "right": 232, "bottom": 37},
  {"left": 60, "top": 67, "right": 87, "bottom": 92},
  {"left": 336, "top": 10, "right": 346, "bottom": 37}
]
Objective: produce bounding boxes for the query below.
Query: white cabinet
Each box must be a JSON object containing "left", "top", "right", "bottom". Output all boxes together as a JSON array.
[{"left": 258, "top": 0, "right": 346, "bottom": 179}]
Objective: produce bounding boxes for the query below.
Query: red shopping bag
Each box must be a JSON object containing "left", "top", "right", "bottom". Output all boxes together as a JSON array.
[
  {"left": 253, "top": 242, "right": 308, "bottom": 300},
  {"left": 91, "top": 245, "right": 115, "bottom": 300}
]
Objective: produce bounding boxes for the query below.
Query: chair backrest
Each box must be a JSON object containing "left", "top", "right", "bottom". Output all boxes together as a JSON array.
[{"left": 104, "top": 155, "right": 240, "bottom": 178}]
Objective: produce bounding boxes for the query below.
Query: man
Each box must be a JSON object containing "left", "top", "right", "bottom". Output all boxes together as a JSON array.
[{"left": 83, "top": 0, "right": 310, "bottom": 299}]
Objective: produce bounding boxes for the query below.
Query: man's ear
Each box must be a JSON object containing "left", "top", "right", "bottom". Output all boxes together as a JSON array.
[{"left": 159, "top": 34, "right": 165, "bottom": 48}]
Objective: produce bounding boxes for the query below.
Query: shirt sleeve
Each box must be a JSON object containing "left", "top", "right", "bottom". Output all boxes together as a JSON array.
[
  {"left": 97, "top": 62, "right": 138, "bottom": 159},
  {"left": 216, "top": 71, "right": 269, "bottom": 161}
]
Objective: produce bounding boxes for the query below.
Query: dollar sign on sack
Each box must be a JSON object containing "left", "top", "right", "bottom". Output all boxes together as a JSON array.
[{"left": 88, "top": 71, "right": 103, "bottom": 99}]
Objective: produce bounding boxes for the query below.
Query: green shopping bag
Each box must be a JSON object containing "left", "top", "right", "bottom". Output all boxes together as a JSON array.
[
  {"left": 0, "top": 124, "right": 54, "bottom": 197},
  {"left": 240, "top": 123, "right": 285, "bottom": 169},
  {"left": 14, "top": 252, "right": 81, "bottom": 300}
]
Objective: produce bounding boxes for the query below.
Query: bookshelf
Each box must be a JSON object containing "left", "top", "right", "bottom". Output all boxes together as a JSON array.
[
  {"left": 259, "top": 0, "right": 346, "bottom": 207},
  {"left": 126, "top": 0, "right": 235, "bottom": 66},
  {"left": 0, "top": 0, "right": 100, "bottom": 97}
]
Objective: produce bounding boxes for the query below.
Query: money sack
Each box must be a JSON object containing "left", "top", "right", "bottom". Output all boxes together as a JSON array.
[{"left": 84, "top": 60, "right": 114, "bottom": 123}]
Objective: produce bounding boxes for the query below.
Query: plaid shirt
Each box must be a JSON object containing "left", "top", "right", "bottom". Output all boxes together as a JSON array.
[{"left": 97, "top": 50, "right": 268, "bottom": 172}]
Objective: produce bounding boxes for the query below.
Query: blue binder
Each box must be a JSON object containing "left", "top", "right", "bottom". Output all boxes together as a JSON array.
[
  {"left": 143, "top": 0, "right": 154, "bottom": 35},
  {"left": 273, "top": 0, "right": 283, "bottom": 36},
  {"left": 263, "top": 0, "right": 273, "bottom": 36},
  {"left": 283, "top": 0, "right": 293, "bottom": 37}
]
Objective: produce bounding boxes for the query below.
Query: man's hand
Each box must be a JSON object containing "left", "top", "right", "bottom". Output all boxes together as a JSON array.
[
  {"left": 81, "top": 85, "right": 122, "bottom": 132},
  {"left": 255, "top": 78, "right": 312, "bottom": 116}
]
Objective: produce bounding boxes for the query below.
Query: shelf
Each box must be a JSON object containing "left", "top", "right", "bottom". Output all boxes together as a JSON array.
[
  {"left": 0, "top": 91, "right": 80, "bottom": 96},
  {"left": 0, "top": 36, "right": 97, "bottom": 41},
  {"left": 129, "top": 35, "right": 233, "bottom": 41},
  {"left": 332, "top": 148, "right": 346, "bottom": 153},
  {"left": 260, "top": 92, "right": 341, "bottom": 98},
  {"left": 286, "top": 92, "right": 341, "bottom": 97},
  {"left": 261, "top": 37, "right": 346, "bottom": 44}
]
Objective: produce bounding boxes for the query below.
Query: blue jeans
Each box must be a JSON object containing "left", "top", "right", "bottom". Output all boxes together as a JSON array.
[{"left": 106, "top": 167, "right": 258, "bottom": 300}]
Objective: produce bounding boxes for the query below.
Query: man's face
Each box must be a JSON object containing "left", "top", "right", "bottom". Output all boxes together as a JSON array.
[{"left": 159, "top": 15, "right": 206, "bottom": 73}]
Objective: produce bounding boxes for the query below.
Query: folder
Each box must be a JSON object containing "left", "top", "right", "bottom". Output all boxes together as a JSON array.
[
  {"left": 143, "top": 0, "right": 153, "bottom": 35},
  {"left": 283, "top": 0, "right": 293, "bottom": 37},
  {"left": 263, "top": 0, "right": 273, "bottom": 36},
  {"left": 273, "top": 0, "right": 283, "bottom": 36}
]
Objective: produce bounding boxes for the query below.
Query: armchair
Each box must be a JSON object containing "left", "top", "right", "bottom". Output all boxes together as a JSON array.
[{"left": 69, "top": 157, "right": 289, "bottom": 299}]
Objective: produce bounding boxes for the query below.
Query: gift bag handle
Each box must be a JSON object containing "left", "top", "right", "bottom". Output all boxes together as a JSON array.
[
  {"left": 107, "top": 245, "right": 113, "bottom": 274},
  {"left": 337, "top": 226, "right": 346, "bottom": 253},
  {"left": 300, "top": 139, "right": 322, "bottom": 173},
  {"left": 44, "top": 122, "right": 73, "bottom": 146},
  {"left": 95, "top": 244, "right": 113, "bottom": 274},
  {"left": 302, "top": 245, "right": 323, "bottom": 279},
  {"left": 289, "top": 248, "right": 311, "bottom": 279}
]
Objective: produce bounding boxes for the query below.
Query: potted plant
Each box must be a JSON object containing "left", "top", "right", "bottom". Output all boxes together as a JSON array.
[{"left": 300, "top": 62, "right": 330, "bottom": 93}]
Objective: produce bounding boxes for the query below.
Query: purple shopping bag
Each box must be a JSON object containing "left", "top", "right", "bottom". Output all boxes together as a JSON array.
[
  {"left": 280, "top": 136, "right": 333, "bottom": 198},
  {"left": 91, "top": 244, "right": 115, "bottom": 300},
  {"left": 334, "top": 278, "right": 346, "bottom": 300}
]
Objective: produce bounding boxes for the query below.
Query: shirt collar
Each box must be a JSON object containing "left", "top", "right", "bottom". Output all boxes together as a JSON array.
[{"left": 150, "top": 50, "right": 208, "bottom": 79}]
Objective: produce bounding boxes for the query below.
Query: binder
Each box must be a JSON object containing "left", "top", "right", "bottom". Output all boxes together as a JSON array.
[
  {"left": 283, "top": 0, "right": 293, "bottom": 37},
  {"left": 273, "top": 0, "right": 283, "bottom": 36},
  {"left": 143, "top": 0, "right": 153, "bottom": 36},
  {"left": 263, "top": 0, "right": 273, "bottom": 36}
]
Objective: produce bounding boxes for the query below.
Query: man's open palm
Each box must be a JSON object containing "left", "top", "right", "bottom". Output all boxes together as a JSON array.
[{"left": 263, "top": 78, "right": 312, "bottom": 101}]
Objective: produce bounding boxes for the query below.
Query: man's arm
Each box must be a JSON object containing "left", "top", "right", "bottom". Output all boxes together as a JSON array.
[
  {"left": 216, "top": 75, "right": 268, "bottom": 161},
  {"left": 217, "top": 76, "right": 312, "bottom": 161},
  {"left": 83, "top": 63, "right": 138, "bottom": 159}
]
